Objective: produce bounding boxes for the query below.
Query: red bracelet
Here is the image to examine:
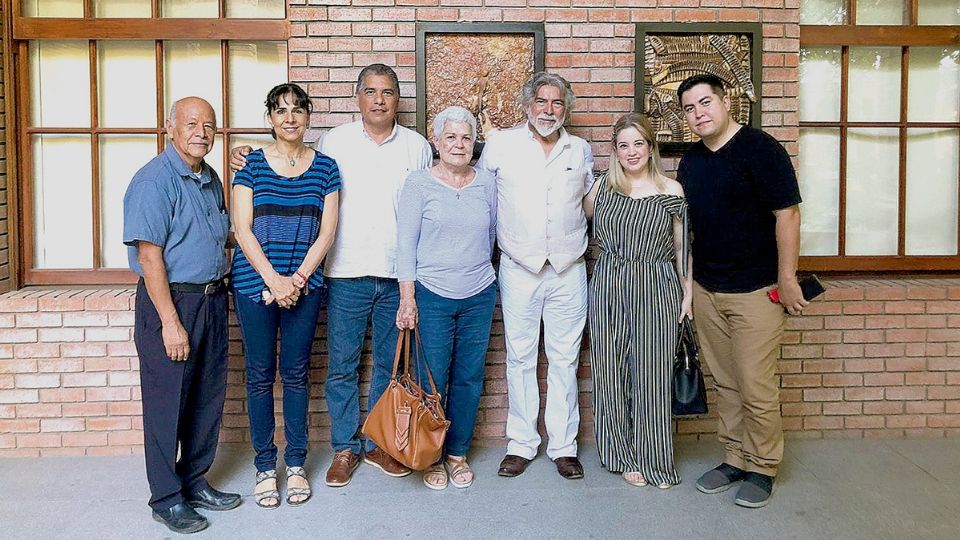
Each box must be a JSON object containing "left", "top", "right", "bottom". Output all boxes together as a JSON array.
[{"left": 295, "top": 270, "right": 308, "bottom": 283}]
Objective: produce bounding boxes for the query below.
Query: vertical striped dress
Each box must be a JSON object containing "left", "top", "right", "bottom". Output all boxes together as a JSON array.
[{"left": 589, "top": 173, "right": 686, "bottom": 486}]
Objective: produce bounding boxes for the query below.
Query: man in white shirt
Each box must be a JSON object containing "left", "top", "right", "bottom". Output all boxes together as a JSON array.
[
  {"left": 230, "top": 64, "right": 432, "bottom": 488},
  {"left": 478, "top": 72, "right": 595, "bottom": 480}
]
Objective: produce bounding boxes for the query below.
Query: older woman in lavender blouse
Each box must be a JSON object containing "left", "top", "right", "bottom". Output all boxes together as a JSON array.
[{"left": 395, "top": 106, "right": 498, "bottom": 491}]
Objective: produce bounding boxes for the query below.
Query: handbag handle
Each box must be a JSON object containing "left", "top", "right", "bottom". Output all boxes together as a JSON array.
[
  {"left": 411, "top": 327, "right": 441, "bottom": 396},
  {"left": 390, "top": 328, "right": 442, "bottom": 397}
]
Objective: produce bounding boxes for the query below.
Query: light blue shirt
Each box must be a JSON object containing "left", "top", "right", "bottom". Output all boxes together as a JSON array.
[
  {"left": 396, "top": 168, "right": 497, "bottom": 299},
  {"left": 123, "top": 144, "right": 229, "bottom": 284}
]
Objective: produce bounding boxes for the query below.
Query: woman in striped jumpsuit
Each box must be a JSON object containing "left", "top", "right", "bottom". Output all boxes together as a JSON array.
[{"left": 584, "top": 113, "right": 693, "bottom": 488}]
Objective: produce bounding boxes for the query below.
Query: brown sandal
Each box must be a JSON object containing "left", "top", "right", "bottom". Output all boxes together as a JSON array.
[
  {"left": 446, "top": 455, "right": 474, "bottom": 488},
  {"left": 423, "top": 463, "right": 448, "bottom": 491}
]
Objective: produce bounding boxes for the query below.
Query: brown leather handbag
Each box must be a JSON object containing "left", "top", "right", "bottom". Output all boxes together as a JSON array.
[{"left": 361, "top": 328, "right": 451, "bottom": 471}]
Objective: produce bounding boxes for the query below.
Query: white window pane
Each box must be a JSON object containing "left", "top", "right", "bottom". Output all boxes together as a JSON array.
[
  {"left": 908, "top": 47, "right": 960, "bottom": 123},
  {"left": 33, "top": 135, "right": 93, "bottom": 269},
  {"left": 905, "top": 129, "right": 959, "bottom": 256},
  {"left": 226, "top": 0, "right": 284, "bottom": 18},
  {"left": 100, "top": 136, "right": 159, "bottom": 268},
  {"left": 22, "top": 0, "right": 83, "bottom": 17},
  {"left": 98, "top": 41, "right": 157, "bottom": 128},
  {"left": 162, "top": 0, "right": 217, "bottom": 17},
  {"left": 800, "top": 48, "right": 841, "bottom": 122},
  {"left": 93, "top": 0, "right": 150, "bottom": 17},
  {"left": 846, "top": 128, "right": 899, "bottom": 256},
  {"left": 799, "top": 129, "right": 841, "bottom": 256},
  {"left": 164, "top": 41, "right": 223, "bottom": 126},
  {"left": 226, "top": 135, "right": 273, "bottom": 189},
  {"left": 918, "top": 0, "right": 960, "bottom": 25},
  {"left": 228, "top": 41, "right": 288, "bottom": 128},
  {"left": 800, "top": 0, "right": 848, "bottom": 24},
  {"left": 856, "top": 0, "right": 904, "bottom": 24},
  {"left": 848, "top": 47, "right": 901, "bottom": 122},
  {"left": 30, "top": 41, "right": 90, "bottom": 128},
  {"left": 204, "top": 135, "right": 226, "bottom": 188}
]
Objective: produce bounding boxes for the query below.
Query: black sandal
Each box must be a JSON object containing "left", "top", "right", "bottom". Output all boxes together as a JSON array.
[
  {"left": 286, "top": 466, "right": 312, "bottom": 506},
  {"left": 254, "top": 469, "right": 280, "bottom": 509}
]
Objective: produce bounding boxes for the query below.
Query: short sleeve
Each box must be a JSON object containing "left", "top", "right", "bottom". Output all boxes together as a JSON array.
[
  {"left": 417, "top": 138, "right": 433, "bottom": 171},
  {"left": 579, "top": 138, "right": 596, "bottom": 195},
  {"left": 122, "top": 180, "right": 173, "bottom": 248},
  {"left": 322, "top": 157, "right": 342, "bottom": 196},
  {"left": 748, "top": 132, "right": 802, "bottom": 212},
  {"left": 232, "top": 152, "right": 256, "bottom": 190}
]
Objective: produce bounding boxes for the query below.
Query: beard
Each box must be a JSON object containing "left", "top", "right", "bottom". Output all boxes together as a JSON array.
[{"left": 529, "top": 113, "right": 564, "bottom": 138}]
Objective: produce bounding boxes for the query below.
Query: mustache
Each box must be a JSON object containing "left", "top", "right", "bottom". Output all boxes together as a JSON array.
[{"left": 537, "top": 114, "right": 559, "bottom": 122}]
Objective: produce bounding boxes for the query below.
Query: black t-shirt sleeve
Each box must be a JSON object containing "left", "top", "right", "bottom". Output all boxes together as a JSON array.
[{"left": 746, "top": 130, "right": 802, "bottom": 212}]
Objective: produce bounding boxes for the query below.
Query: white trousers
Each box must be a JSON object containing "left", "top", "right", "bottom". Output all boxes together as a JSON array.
[{"left": 499, "top": 255, "right": 587, "bottom": 460}]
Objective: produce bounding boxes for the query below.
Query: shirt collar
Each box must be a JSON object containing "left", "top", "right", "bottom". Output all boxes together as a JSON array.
[
  {"left": 361, "top": 121, "right": 399, "bottom": 145},
  {"left": 163, "top": 143, "right": 210, "bottom": 184}
]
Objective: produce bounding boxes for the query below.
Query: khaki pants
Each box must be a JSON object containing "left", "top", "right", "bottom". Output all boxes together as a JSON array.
[{"left": 693, "top": 282, "right": 786, "bottom": 476}]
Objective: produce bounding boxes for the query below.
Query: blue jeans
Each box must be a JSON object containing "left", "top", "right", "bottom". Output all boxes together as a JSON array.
[
  {"left": 325, "top": 277, "right": 400, "bottom": 454},
  {"left": 233, "top": 291, "right": 322, "bottom": 472},
  {"left": 415, "top": 282, "right": 497, "bottom": 456}
]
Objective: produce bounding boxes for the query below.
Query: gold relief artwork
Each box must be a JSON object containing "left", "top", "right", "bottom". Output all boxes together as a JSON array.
[
  {"left": 425, "top": 34, "right": 535, "bottom": 141},
  {"left": 644, "top": 33, "right": 757, "bottom": 144}
]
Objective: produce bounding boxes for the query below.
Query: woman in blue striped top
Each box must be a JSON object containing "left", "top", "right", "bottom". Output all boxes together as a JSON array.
[{"left": 231, "top": 83, "right": 341, "bottom": 509}]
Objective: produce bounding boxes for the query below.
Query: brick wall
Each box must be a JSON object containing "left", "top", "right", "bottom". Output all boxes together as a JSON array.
[{"left": 3, "top": 280, "right": 960, "bottom": 456}]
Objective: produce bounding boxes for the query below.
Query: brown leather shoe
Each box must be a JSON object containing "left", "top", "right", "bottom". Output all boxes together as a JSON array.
[
  {"left": 553, "top": 456, "right": 584, "bottom": 479},
  {"left": 497, "top": 454, "right": 532, "bottom": 477},
  {"left": 363, "top": 447, "right": 412, "bottom": 478},
  {"left": 325, "top": 450, "right": 361, "bottom": 487}
]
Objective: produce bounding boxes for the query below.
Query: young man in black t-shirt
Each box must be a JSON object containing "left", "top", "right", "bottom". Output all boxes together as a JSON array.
[{"left": 676, "top": 74, "right": 806, "bottom": 509}]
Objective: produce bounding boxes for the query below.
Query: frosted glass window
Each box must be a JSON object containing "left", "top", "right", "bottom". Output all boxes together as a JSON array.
[
  {"left": 799, "top": 129, "right": 841, "bottom": 256},
  {"left": 32, "top": 135, "right": 93, "bottom": 269},
  {"left": 231, "top": 134, "right": 275, "bottom": 153},
  {"left": 162, "top": 0, "right": 218, "bottom": 17},
  {"left": 908, "top": 47, "right": 960, "bottom": 123},
  {"left": 227, "top": 0, "right": 284, "bottom": 18},
  {"left": 200, "top": 135, "right": 226, "bottom": 189},
  {"left": 800, "top": 48, "right": 841, "bottom": 122},
  {"left": 100, "top": 136, "right": 159, "bottom": 268},
  {"left": 93, "top": 0, "right": 151, "bottom": 17},
  {"left": 800, "top": 0, "right": 848, "bottom": 24},
  {"left": 29, "top": 41, "right": 90, "bottom": 128},
  {"left": 164, "top": 41, "right": 223, "bottom": 126},
  {"left": 228, "top": 42, "right": 289, "bottom": 128},
  {"left": 918, "top": 0, "right": 960, "bottom": 25},
  {"left": 905, "top": 129, "right": 959, "bottom": 255},
  {"left": 856, "top": 0, "right": 905, "bottom": 24},
  {"left": 22, "top": 0, "right": 83, "bottom": 17},
  {"left": 848, "top": 47, "right": 901, "bottom": 122},
  {"left": 846, "top": 128, "right": 900, "bottom": 256},
  {"left": 98, "top": 42, "right": 157, "bottom": 128}
]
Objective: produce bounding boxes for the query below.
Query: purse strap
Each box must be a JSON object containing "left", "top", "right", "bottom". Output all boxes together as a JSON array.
[
  {"left": 391, "top": 328, "right": 441, "bottom": 396},
  {"left": 411, "top": 328, "right": 441, "bottom": 396}
]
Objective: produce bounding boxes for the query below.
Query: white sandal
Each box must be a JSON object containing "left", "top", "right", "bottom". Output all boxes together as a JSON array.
[
  {"left": 423, "top": 463, "right": 448, "bottom": 491},
  {"left": 445, "top": 456, "right": 474, "bottom": 488},
  {"left": 623, "top": 471, "right": 647, "bottom": 487}
]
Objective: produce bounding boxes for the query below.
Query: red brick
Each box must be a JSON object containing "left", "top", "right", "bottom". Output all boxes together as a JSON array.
[
  {"left": 14, "top": 374, "right": 60, "bottom": 388},
  {"left": 928, "top": 386, "right": 960, "bottom": 400},
  {"left": 801, "top": 330, "right": 842, "bottom": 344},
  {"left": 37, "top": 358, "right": 83, "bottom": 373},
  {"left": 865, "top": 344, "right": 906, "bottom": 358},
  {"left": 0, "top": 328, "right": 38, "bottom": 343},
  {"left": 885, "top": 386, "right": 925, "bottom": 400},
  {"left": 15, "top": 312, "right": 62, "bottom": 328},
  {"left": 86, "top": 387, "right": 131, "bottom": 401},
  {"left": 885, "top": 358, "right": 926, "bottom": 372},
  {"left": 906, "top": 401, "right": 944, "bottom": 414},
  {"left": 823, "top": 402, "right": 861, "bottom": 415},
  {"left": 62, "top": 432, "right": 109, "bottom": 447},
  {"left": 38, "top": 328, "right": 83, "bottom": 343},
  {"left": 885, "top": 329, "right": 927, "bottom": 343},
  {"left": 40, "top": 418, "right": 85, "bottom": 432},
  {"left": 84, "top": 295, "right": 131, "bottom": 311},
  {"left": 781, "top": 374, "right": 821, "bottom": 387},
  {"left": 85, "top": 328, "right": 130, "bottom": 342},
  {"left": 16, "top": 433, "right": 61, "bottom": 448},
  {"left": 38, "top": 296, "right": 84, "bottom": 312},
  {"left": 822, "top": 373, "right": 862, "bottom": 387},
  {"left": 15, "top": 403, "right": 61, "bottom": 418},
  {"left": 822, "top": 344, "right": 864, "bottom": 359},
  {"left": 928, "top": 301, "right": 960, "bottom": 314},
  {"left": 842, "top": 330, "right": 883, "bottom": 343},
  {"left": 863, "top": 401, "right": 904, "bottom": 415},
  {"left": 87, "top": 417, "right": 132, "bottom": 431},
  {"left": 906, "top": 286, "right": 947, "bottom": 300},
  {"left": 842, "top": 301, "right": 883, "bottom": 315},
  {"left": 62, "top": 373, "right": 107, "bottom": 388},
  {"left": 905, "top": 315, "right": 947, "bottom": 329},
  {"left": 804, "top": 416, "right": 843, "bottom": 430},
  {"left": 0, "top": 419, "right": 40, "bottom": 433},
  {"left": 38, "top": 388, "right": 84, "bottom": 403},
  {"left": 62, "top": 403, "right": 107, "bottom": 417},
  {"left": 864, "top": 287, "right": 906, "bottom": 301},
  {"left": 928, "top": 415, "right": 960, "bottom": 428},
  {"left": 0, "top": 296, "right": 39, "bottom": 312},
  {"left": 108, "top": 402, "right": 143, "bottom": 416},
  {"left": 928, "top": 358, "right": 960, "bottom": 371},
  {"left": 844, "top": 387, "right": 884, "bottom": 401},
  {"left": 781, "top": 402, "right": 822, "bottom": 416},
  {"left": 863, "top": 372, "right": 904, "bottom": 386},
  {"left": 0, "top": 359, "right": 38, "bottom": 373},
  {"left": 864, "top": 315, "right": 905, "bottom": 329},
  {"left": 61, "top": 343, "right": 108, "bottom": 358},
  {"left": 844, "top": 416, "right": 885, "bottom": 429},
  {"left": 802, "top": 359, "right": 844, "bottom": 372},
  {"left": 803, "top": 388, "right": 843, "bottom": 401}
]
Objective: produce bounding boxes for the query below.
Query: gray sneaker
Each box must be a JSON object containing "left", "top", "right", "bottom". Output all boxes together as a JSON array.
[
  {"left": 734, "top": 472, "right": 775, "bottom": 508},
  {"left": 696, "top": 463, "right": 746, "bottom": 494}
]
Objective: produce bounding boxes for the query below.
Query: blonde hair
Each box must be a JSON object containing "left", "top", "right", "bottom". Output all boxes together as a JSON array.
[{"left": 606, "top": 113, "right": 666, "bottom": 196}]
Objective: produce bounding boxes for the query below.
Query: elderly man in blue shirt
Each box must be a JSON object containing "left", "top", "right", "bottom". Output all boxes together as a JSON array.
[{"left": 123, "top": 96, "right": 240, "bottom": 535}]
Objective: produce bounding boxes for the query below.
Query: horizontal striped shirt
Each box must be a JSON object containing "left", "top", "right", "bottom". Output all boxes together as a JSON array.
[{"left": 231, "top": 148, "right": 342, "bottom": 302}]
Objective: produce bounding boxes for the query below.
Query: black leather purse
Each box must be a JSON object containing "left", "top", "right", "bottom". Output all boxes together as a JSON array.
[{"left": 672, "top": 317, "right": 708, "bottom": 416}]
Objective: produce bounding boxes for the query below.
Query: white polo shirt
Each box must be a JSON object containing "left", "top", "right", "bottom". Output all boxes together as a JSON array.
[
  {"left": 478, "top": 124, "right": 595, "bottom": 274},
  {"left": 317, "top": 120, "right": 433, "bottom": 279}
]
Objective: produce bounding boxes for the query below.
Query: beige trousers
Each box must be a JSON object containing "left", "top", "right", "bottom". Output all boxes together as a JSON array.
[{"left": 693, "top": 282, "right": 786, "bottom": 476}]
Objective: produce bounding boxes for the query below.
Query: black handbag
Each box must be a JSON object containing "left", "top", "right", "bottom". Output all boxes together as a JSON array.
[{"left": 672, "top": 317, "right": 708, "bottom": 416}]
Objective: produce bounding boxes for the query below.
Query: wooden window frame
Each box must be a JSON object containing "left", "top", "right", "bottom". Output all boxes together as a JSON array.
[
  {"left": 799, "top": 0, "right": 960, "bottom": 272},
  {"left": 7, "top": 0, "right": 289, "bottom": 286}
]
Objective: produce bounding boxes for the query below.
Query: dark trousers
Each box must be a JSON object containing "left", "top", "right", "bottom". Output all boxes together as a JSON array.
[
  {"left": 134, "top": 280, "right": 228, "bottom": 512},
  {"left": 415, "top": 282, "right": 497, "bottom": 456},
  {"left": 325, "top": 277, "right": 400, "bottom": 454},
  {"left": 233, "top": 291, "right": 323, "bottom": 472}
]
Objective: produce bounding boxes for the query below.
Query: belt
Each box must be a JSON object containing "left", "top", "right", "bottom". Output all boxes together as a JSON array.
[{"left": 169, "top": 279, "right": 226, "bottom": 295}]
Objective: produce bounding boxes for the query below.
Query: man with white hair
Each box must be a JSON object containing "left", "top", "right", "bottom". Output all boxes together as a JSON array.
[{"left": 478, "top": 72, "right": 595, "bottom": 480}]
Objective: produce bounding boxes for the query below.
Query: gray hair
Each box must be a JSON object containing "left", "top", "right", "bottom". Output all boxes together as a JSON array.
[
  {"left": 519, "top": 71, "right": 576, "bottom": 111},
  {"left": 356, "top": 63, "right": 400, "bottom": 95},
  {"left": 432, "top": 106, "right": 477, "bottom": 141}
]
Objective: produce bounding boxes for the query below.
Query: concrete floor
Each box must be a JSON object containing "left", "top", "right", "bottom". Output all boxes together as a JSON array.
[{"left": 2, "top": 438, "right": 959, "bottom": 539}]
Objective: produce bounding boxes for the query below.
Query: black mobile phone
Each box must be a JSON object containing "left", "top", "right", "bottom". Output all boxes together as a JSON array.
[{"left": 799, "top": 274, "right": 826, "bottom": 301}]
